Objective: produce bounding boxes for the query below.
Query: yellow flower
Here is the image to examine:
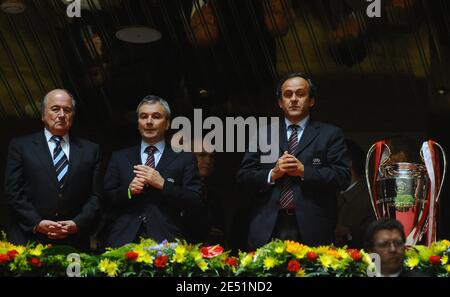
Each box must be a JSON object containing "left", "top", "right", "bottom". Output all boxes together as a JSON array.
[
  {"left": 173, "top": 245, "right": 187, "bottom": 263},
  {"left": 405, "top": 256, "right": 420, "bottom": 269},
  {"left": 98, "top": 259, "right": 119, "bottom": 277},
  {"left": 173, "top": 253, "right": 185, "bottom": 263},
  {"left": 319, "top": 254, "right": 333, "bottom": 269},
  {"left": 174, "top": 245, "right": 186, "bottom": 255},
  {"left": 434, "top": 241, "right": 448, "bottom": 254},
  {"left": 445, "top": 264, "right": 450, "bottom": 273},
  {"left": 263, "top": 257, "right": 277, "bottom": 270},
  {"left": 275, "top": 246, "right": 284, "bottom": 254},
  {"left": 240, "top": 254, "right": 253, "bottom": 267},
  {"left": 135, "top": 249, "right": 152, "bottom": 265},
  {"left": 440, "top": 239, "right": 450, "bottom": 246},
  {"left": 190, "top": 250, "right": 202, "bottom": 262},
  {"left": 441, "top": 255, "right": 448, "bottom": 265},
  {"left": 197, "top": 260, "right": 208, "bottom": 271},
  {"left": 336, "top": 248, "right": 349, "bottom": 261},
  {"left": 296, "top": 268, "right": 306, "bottom": 277},
  {"left": 29, "top": 244, "right": 46, "bottom": 256},
  {"left": 285, "top": 241, "right": 307, "bottom": 259}
]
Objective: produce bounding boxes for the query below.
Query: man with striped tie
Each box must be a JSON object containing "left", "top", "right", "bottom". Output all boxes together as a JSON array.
[
  {"left": 237, "top": 72, "right": 351, "bottom": 250},
  {"left": 104, "top": 96, "right": 203, "bottom": 248},
  {"left": 5, "top": 89, "right": 101, "bottom": 251}
]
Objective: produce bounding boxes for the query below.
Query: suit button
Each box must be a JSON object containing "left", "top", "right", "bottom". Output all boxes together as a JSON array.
[
  {"left": 58, "top": 194, "right": 63, "bottom": 199},
  {"left": 55, "top": 213, "right": 59, "bottom": 217}
]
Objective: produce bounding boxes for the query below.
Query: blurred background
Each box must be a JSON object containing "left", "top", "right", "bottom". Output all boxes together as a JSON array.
[{"left": 0, "top": 0, "right": 449, "bottom": 250}]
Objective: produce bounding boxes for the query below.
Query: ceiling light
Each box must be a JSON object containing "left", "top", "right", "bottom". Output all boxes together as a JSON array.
[
  {"left": 1, "top": 0, "right": 26, "bottom": 14},
  {"left": 116, "top": 26, "right": 162, "bottom": 44}
]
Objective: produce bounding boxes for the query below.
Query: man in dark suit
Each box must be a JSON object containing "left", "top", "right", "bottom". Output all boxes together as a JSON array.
[
  {"left": 104, "top": 95, "right": 203, "bottom": 248},
  {"left": 335, "top": 139, "right": 376, "bottom": 249},
  {"left": 237, "top": 72, "right": 351, "bottom": 250},
  {"left": 4, "top": 89, "right": 101, "bottom": 251}
]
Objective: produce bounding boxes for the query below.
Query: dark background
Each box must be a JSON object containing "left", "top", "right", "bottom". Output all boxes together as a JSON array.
[{"left": 1, "top": 0, "right": 449, "bottom": 250}]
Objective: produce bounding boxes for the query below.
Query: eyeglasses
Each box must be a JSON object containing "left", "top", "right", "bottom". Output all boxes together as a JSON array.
[
  {"left": 374, "top": 240, "right": 405, "bottom": 249},
  {"left": 282, "top": 89, "right": 307, "bottom": 98}
]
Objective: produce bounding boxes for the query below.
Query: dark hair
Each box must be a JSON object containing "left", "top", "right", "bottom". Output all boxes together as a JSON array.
[
  {"left": 364, "top": 219, "right": 406, "bottom": 251},
  {"left": 345, "top": 139, "right": 365, "bottom": 178},
  {"left": 275, "top": 72, "right": 317, "bottom": 100}
]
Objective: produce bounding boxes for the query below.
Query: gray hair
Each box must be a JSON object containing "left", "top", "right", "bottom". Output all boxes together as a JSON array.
[
  {"left": 41, "top": 89, "right": 77, "bottom": 115},
  {"left": 136, "top": 95, "right": 171, "bottom": 120}
]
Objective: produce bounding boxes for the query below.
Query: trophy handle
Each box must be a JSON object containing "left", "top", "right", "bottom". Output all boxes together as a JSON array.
[
  {"left": 433, "top": 142, "right": 447, "bottom": 205},
  {"left": 365, "top": 142, "right": 392, "bottom": 219}
]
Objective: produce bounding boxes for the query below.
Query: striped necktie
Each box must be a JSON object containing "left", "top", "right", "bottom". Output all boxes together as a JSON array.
[
  {"left": 145, "top": 146, "right": 157, "bottom": 168},
  {"left": 279, "top": 125, "right": 299, "bottom": 209},
  {"left": 51, "top": 135, "right": 69, "bottom": 189}
]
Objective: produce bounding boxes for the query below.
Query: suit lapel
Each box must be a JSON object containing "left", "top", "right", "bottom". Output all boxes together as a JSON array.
[
  {"left": 156, "top": 145, "right": 178, "bottom": 174},
  {"left": 127, "top": 145, "right": 141, "bottom": 166},
  {"left": 32, "top": 132, "right": 58, "bottom": 187},
  {"left": 294, "top": 120, "right": 319, "bottom": 156},
  {"left": 278, "top": 119, "right": 288, "bottom": 153}
]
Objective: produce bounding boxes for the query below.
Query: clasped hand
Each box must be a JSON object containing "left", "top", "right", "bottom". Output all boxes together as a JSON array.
[
  {"left": 36, "top": 220, "right": 77, "bottom": 239},
  {"left": 129, "top": 165, "right": 165, "bottom": 195},
  {"left": 271, "top": 151, "right": 305, "bottom": 181}
]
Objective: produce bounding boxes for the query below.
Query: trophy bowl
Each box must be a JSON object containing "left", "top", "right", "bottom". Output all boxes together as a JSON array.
[{"left": 366, "top": 141, "right": 446, "bottom": 245}]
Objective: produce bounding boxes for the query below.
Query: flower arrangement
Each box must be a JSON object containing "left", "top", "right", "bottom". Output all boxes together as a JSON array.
[
  {"left": 235, "top": 239, "right": 372, "bottom": 277},
  {"left": 404, "top": 239, "right": 450, "bottom": 277},
  {"left": 1, "top": 231, "right": 449, "bottom": 277}
]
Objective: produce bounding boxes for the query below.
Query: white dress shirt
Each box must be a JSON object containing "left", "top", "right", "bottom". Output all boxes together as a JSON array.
[
  {"left": 44, "top": 129, "right": 70, "bottom": 160},
  {"left": 140, "top": 139, "right": 165, "bottom": 167},
  {"left": 267, "top": 116, "right": 310, "bottom": 184}
]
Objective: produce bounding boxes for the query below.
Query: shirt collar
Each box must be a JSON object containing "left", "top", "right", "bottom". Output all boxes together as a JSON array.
[
  {"left": 141, "top": 139, "right": 165, "bottom": 155},
  {"left": 284, "top": 116, "right": 309, "bottom": 131},
  {"left": 44, "top": 128, "right": 69, "bottom": 144}
]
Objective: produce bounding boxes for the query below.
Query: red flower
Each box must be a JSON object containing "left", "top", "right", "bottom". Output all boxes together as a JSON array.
[
  {"left": 306, "top": 251, "right": 318, "bottom": 262},
  {"left": 224, "top": 256, "right": 238, "bottom": 267},
  {"left": 124, "top": 251, "right": 139, "bottom": 261},
  {"left": 29, "top": 257, "right": 42, "bottom": 267},
  {"left": 429, "top": 255, "right": 441, "bottom": 265},
  {"left": 0, "top": 254, "right": 10, "bottom": 264},
  {"left": 201, "top": 245, "right": 224, "bottom": 258},
  {"left": 7, "top": 250, "right": 19, "bottom": 260},
  {"left": 350, "top": 250, "right": 362, "bottom": 262},
  {"left": 154, "top": 255, "right": 168, "bottom": 268},
  {"left": 287, "top": 260, "right": 301, "bottom": 273}
]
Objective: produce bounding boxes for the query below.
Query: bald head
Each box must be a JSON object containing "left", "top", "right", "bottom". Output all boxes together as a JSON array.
[
  {"left": 41, "top": 89, "right": 76, "bottom": 116},
  {"left": 41, "top": 89, "right": 76, "bottom": 136}
]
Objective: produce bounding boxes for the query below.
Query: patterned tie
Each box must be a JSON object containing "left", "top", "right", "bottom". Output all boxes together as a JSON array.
[
  {"left": 51, "top": 135, "right": 69, "bottom": 189},
  {"left": 279, "top": 125, "right": 299, "bottom": 209},
  {"left": 144, "top": 146, "right": 157, "bottom": 168}
]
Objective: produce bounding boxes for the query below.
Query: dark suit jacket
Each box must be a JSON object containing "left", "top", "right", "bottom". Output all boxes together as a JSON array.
[
  {"left": 237, "top": 119, "right": 351, "bottom": 249},
  {"left": 336, "top": 179, "right": 376, "bottom": 249},
  {"left": 4, "top": 131, "right": 101, "bottom": 251},
  {"left": 104, "top": 143, "right": 203, "bottom": 248}
]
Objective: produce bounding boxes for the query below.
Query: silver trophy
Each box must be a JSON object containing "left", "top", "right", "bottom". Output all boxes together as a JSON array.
[{"left": 365, "top": 141, "right": 446, "bottom": 245}]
